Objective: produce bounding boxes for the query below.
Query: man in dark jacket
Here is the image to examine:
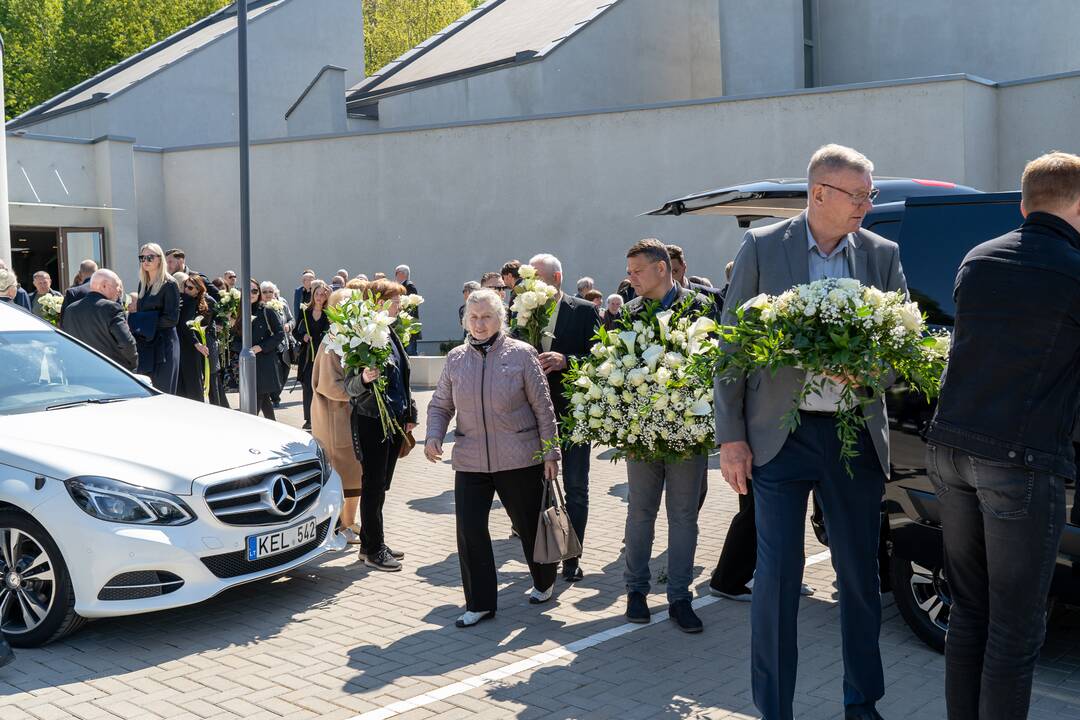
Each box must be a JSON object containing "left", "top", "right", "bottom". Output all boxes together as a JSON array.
[
  {"left": 925, "top": 152, "right": 1080, "bottom": 720},
  {"left": 528, "top": 253, "right": 601, "bottom": 582},
  {"left": 166, "top": 249, "right": 219, "bottom": 302},
  {"left": 292, "top": 269, "right": 315, "bottom": 322},
  {"left": 60, "top": 259, "right": 98, "bottom": 323},
  {"left": 666, "top": 244, "right": 723, "bottom": 321},
  {"left": 395, "top": 265, "right": 421, "bottom": 355},
  {"left": 61, "top": 270, "right": 138, "bottom": 371}
]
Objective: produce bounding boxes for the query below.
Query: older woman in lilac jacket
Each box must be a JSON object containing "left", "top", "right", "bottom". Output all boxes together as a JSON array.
[{"left": 426, "top": 288, "right": 561, "bottom": 628}]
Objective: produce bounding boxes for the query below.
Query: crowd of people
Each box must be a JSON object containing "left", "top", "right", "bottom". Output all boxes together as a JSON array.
[{"left": 2, "top": 145, "right": 1078, "bottom": 720}]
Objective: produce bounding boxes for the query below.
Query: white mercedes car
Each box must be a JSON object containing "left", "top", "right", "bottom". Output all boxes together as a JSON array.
[{"left": 0, "top": 302, "right": 344, "bottom": 646}]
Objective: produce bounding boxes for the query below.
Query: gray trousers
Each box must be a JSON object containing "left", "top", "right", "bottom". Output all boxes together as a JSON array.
[{"left": 624, "top": 455, "right": 707, "bottom": 602}]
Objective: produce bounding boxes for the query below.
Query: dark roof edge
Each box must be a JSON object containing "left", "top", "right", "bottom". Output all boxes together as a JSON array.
[
  {"left": 7, "top": 0, "right": 284, "bottom": 129},
  {"left": 7, "top": 95, "right": 110, "bottom": 131},
  {"left": 347, "top": 0, "right": 622, "bottom": 104},
  {"left": 285, "top": 65, "right": 348, "bottom": 119},
  {"left": 347, "top": 0, "right": 510, "bottom": 101}
]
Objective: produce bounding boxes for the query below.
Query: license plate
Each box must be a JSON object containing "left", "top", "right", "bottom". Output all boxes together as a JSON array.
[{"left": 246, "top": 517, "right": 318, "bottom": 561}]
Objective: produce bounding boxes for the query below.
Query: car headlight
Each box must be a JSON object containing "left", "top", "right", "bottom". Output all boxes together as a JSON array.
[
  {"left": 314, "top": 441, "right": 331, "bottom": 485},
  {"left": 64, "top": 476, "right": 195, "bottom": 526}
]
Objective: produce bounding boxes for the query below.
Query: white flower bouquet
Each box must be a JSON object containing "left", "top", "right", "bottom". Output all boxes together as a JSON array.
[
  {"left": 706, "top": 277, "right": 950, "bottom": 471},
  {"left": 324, "top": 292, "right": 402, "bottom": 439},
  {"left": 37, "top": 294, "right": 64, "bottom": 326},
  {"left": 214, "top": 287, "right": 242, "bottom": 370},
  {"left": 263, "top": 297, "right": 285, "bottom": 314},
  {"left": 510, "top": 265, "right": 559, "bottom": 349},
  {"left": 560, "top": 296, "right": 720, "bottom": 462},
  {"left": 395, "top": 294, "right": 424, "bottom": 345}
]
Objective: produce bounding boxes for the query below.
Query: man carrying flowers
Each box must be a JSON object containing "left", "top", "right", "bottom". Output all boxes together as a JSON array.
[
  {"left": 714, "top": 145, "right": 908, "bottom": 720},
  {"left": 620, "top": 238, "right": 715, "bottom": 633}
]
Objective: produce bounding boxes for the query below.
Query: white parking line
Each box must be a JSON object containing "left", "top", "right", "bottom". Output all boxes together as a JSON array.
[{"left": 350, "top": 549, "right": 833, "bottom": 720}]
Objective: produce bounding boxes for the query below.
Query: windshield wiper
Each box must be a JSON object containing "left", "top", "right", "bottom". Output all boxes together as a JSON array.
[{"left": 46, "top": 397, "right": 133, "bottom": 411}]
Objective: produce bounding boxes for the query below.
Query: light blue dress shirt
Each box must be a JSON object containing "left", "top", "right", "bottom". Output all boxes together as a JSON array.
[{"left": 806, "top": 219, "right": 852, "bottom": 281}]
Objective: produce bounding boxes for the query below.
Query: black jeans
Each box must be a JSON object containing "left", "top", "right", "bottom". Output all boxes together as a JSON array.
[
  {"left": 928, "top": 443, "right": 1066, "bottom": 720},
  {"left": 257, "top": 393, "right": 275, "bottom": 420},
  {"left": 455, "top": 465, "right": 557, "bottom": 611},
  {"left": 561, "top": 441, "right": 590, "bottom": 561},
  {"left": 711, "top": 477, "right": 756, "bottom": 592},
  {"left": 355, "top": 414, "right": 403, "bottom": 555},
  {"left": 300, "top": 376, "right": 314, "bottom": 425}
]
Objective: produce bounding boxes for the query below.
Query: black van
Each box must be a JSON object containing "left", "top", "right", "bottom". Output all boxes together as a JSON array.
[{"left": 650, "top": 179, "right": 1080, "bottom": 652}]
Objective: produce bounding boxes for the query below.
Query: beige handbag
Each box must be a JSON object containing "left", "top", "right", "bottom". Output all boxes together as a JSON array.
[{"left": 534, "top": 475, "right": 582, "bottom": 564}]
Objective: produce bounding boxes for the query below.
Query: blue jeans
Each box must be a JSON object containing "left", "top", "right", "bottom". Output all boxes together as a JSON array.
[
  {"left": 928, "top": 443, "right": 1066, "bottom": 720},
  {"left": 561, "top": 441, "right": 591, "bottom": 558},
  {"left": 751, "top": 413, "right": 885, "bottom": 720},
  {"left": 624, "top": 455, "right": 706, "bottom": 603}
]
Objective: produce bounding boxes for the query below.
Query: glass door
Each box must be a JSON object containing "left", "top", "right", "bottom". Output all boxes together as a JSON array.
[{"left": 59, "top": 228, "right": 106, "bottom": 290}]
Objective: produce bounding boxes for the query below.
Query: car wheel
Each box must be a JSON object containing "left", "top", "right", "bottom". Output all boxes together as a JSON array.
[
  {"left": 0, "top": 510, "right": 86, "bottom": 647},
  {"left": 890, "top": 557, "right": 949, "bottom": 653}
]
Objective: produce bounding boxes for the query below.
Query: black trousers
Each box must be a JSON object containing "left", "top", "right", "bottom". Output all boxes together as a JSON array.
[
  {"left": 301, "top": 376, "right": 314, "bottom": 425},
  {"left": 355, "top": 414, "right": 403, "bottom": 554},
  {"left": 257, "top": 393, "right": 275, "bottom": 420},
  {"left": 455, "top": 465, "right": 558, "bottom": 611},
  {"left": 209, "top": 370, "right": 229, "bottom": 408},
  {"left": 710, "top": 477, "right": 757, "bottom": 592}
]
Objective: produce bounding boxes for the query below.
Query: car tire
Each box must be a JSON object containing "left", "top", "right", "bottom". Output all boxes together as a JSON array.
[
  {"left": 890, "top": 556, "right": 949, "bottom": 654},
  {"left": 0, "top": 509, "right": 86, "bottom": 647}
]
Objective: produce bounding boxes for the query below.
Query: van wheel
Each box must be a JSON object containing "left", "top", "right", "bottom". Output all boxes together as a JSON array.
[
  {"left": 0, "top": 510, "right": 86, "bottom": 647},
  {"left": 890, "top": 557, "right": 949, "bottom": 653}
]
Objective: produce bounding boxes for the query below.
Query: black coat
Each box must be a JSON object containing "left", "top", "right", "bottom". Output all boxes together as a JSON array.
[
  {"left": 59, "top": 279, "right": 92, "bottom": 324},
  {"left": 342, "top": 331, "right": 417, "bottom": 424},
  {"left": 135, "top": 281, "right": 181, "bottom": 392},
  {"left": 61, "top": 291, "right": 138, "bottom": 371},
  {"left": 546, "top": 293, "right": 601, "bottom": 421},
  {"left": 252, "top": 303, "right": 286, "bottom": 395},
  {"left": 293, "top": 305, "right": 330, "bottom": 382},
  {"left": 176, "top": 296, "right": 216, "bottom": 401},
  {"left": 686, "top": 281, "right": 725, "bottom": 321}
]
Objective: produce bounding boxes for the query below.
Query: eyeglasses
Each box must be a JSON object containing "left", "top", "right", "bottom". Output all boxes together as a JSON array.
[
  {"left": 250, "top": 288, "right": 259, "bottom": 294},
  {"left": 260, "top": 290, "right": 274, "bottom": 296},
  {"left": 819, "top": 182, "right": 879, "bottom": 205},
  {"left": 138, "top": 255, "right": 158, "bottom": 263}
]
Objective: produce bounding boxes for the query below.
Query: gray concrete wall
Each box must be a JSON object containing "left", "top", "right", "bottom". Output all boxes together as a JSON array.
[
  {"left": 816, "top": 0, "right": 1080, "bottom": 86},
  {"left": 287, "top": 67, "right": 348, "bottom": 137},
  {"left": 159, "top": 78, "right": 985, "bottom": 342},
  {"left": 19, "top": 0, "right": 363, "bottom": 148},
  {"left": 717, "top": 0, "right": 804, "bottom": 95},
  {"left": 375, "top": 0, "right": 723, "bottom": 128},
  {"left": 997, "top": 73, "right": 1080, "bottom": 190}
]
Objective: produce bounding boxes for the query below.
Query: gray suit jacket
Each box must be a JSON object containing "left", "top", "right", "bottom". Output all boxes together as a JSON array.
[{"left": 713, "top": 212, "right": 909, "bottom": 476}]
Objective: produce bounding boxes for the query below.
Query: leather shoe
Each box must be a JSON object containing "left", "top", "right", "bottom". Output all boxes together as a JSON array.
[
  {"left": 844, "top": 706, "right": 884, "bottom": 720},
  {"left": 625, "top": 591, "right": 650, "bottom": 623},
  {"left": 668, "top": 599, "right": 703, "bottom": 633},
  {"left": 562, "top": 560, "right": 583, "bottom": 582}
]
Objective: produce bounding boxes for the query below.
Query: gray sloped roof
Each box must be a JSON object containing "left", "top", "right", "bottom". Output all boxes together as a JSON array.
[
  {"left": 7, "top": 0, "right": 288, "bottom": 130},
  {"left": 347, "top": 0, "right": 618, "bottom": 105}
]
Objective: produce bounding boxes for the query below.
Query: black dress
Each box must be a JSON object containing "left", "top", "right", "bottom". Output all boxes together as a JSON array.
[
  {"left": 252, "top": 303, "right": 286, "bottom": 397},
  {"left": 176, "top": 296, "right": 217, "bottom": 402},
  {"left": 136, "top": 281, "right": 181, "bottom": 394},
  {"left": 293, "top": 306, "right": 330, "bottom": 425}
]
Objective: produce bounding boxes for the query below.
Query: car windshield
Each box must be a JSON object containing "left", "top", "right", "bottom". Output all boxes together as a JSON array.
[{"left": 0, "top": 331, "right": 153, "bottom": 415}]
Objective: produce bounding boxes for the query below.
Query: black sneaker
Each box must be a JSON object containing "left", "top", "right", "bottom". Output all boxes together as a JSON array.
[
  {"left": 626, "top": 591, "right": 650, "bottom": 623},
  {"left": 357, "top": 545, "right": 405, "bottom": 561},
  {"left": 364, "top": 547, "right": 402, "bottom": 572},
  {"left": 562, "top": 559, "right": 583, "bottom": 583},
  {"left": 668, "top": 599, "right": 703, "bottom": 633}
]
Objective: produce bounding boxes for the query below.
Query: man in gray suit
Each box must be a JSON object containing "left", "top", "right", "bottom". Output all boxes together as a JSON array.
[{"left": 715, "top": 145, "right": 907, "bottom": 720}]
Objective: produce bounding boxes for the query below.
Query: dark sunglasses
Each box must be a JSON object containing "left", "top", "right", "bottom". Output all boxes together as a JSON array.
[
  {"left": 250, "top": 288, "right": 259, "bottom": 294},
  {"left": 138, "top": 255, "right": 158, "bottom": 263}
]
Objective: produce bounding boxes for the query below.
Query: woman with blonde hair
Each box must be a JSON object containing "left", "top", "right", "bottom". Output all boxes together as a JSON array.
[
  {"left": 311, "top": 288, "right": 364, "bottom": 543},
  {"left": 294, "top": 279, "right": 331, "bottom": 430},
  {"left": 132, "top": 242, "right": 181, "bottom": 392}
]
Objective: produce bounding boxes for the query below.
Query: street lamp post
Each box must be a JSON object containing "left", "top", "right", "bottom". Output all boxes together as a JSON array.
[{"left": 236, "top": 0, "right": 257, "bottom": 414}]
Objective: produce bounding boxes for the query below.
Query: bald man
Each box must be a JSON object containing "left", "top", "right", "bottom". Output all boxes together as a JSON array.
[{"left": 62, "top": 269, "right": 138, "bottom": 370}]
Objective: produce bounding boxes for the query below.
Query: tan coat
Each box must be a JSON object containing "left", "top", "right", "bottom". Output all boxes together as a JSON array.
[{"left": 311, "top": 340, "right": 362, "bottom": 497}]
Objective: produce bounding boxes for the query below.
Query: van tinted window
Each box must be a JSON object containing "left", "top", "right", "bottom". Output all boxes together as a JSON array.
[{"left": 896, "top": 200, "right": 1023, "bottom": 326}]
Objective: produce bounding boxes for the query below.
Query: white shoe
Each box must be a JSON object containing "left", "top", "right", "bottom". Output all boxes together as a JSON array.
[
  {"left": 337, "top": 526, "right": 362, "bottom": 545},
  {"left": 528, "top": 586, "right": 553, "bottom": 605},
  {"left": 455, "top": 610, "right": 494, "bottom": 628}
]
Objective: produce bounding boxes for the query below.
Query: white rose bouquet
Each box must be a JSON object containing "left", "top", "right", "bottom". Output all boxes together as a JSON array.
[
  {"left": 36, "top": 294, "right": 64, "bottom": 326},
  {"left": 263, "top": 297, "right": 285, "bottom": 314},
  {"left": 395, "top": 294, "right": 424, "bottom": 345},
  {"left": 559, "top": 296, "right": 720, "bottom": 462},
  {"left": 324, "top": 292, "right": 402, "bottom": 439},
  {"left": 509, "top": 265, "right": 559, "bottom": 349},
  {"left": 214, "top": 287, "right": 242, "bottom": 371},
  {"left": 704, "top": 277, "right": 950, "bottom": 473}
]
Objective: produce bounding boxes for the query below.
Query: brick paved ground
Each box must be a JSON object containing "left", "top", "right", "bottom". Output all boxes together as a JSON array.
[{"left": 2, "top": 384, "right": 1079, "bottom": 719}]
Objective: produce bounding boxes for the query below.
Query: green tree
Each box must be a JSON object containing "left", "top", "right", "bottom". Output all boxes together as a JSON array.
[
  {"left": 363, "top": 0, "right": 482, "bottom": 77},
  {"left": 1, "top": 0, "right": 228, "bottom": 119}
]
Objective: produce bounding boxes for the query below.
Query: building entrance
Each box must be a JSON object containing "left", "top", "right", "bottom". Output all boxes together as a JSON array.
[{"left": 9, "top": 227, "right": 106, "bottom": 291}]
